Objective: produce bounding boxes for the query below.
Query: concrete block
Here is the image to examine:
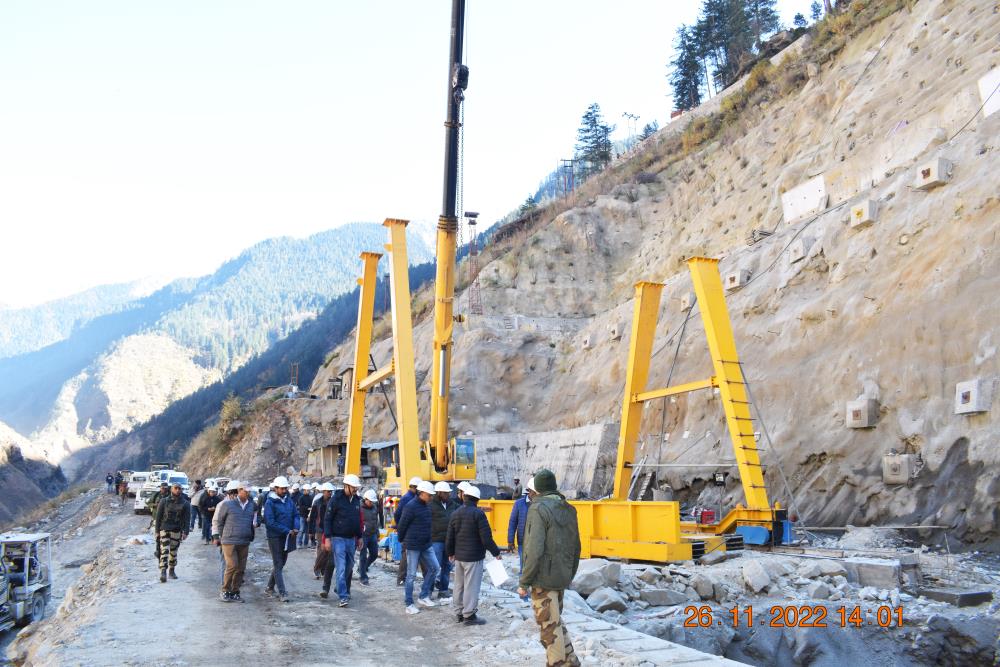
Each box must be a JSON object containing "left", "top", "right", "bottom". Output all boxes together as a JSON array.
[
  {"left": 608, "top": 320, "right": 625, "bottom": 341},
  {"left": 882, "top": 453, "right": 914, "bottom": 484},
  {"left": 846, "top": 398, "right": 879, "bottom": 428},
  {"left": 724, "top": 269, "right": 750, "bottom": 291},
  {"left": 742, "top": 560, "right": 771, "bottom": 592},
  {"left": 913, "top": 157, "right": 952, "bottom": 191},
  {"left": 679, "top": 291, "right": 695, "bottom": 311},
  {"left": 842, "top": 557, "right": 901, "bottom": 588},
  {"left": 788, "top": 236, "right": 814, "bottom": 263},
  {"left": 979, "top": 69, "right": 1000, "bottom": 118},
  {"left": 955, "top": 378, "right": 991, "bottom": 414},
  {"left": 781, "top": 175, "right": 828, "bottom": 223},
  {"left": 580, "top": 335, "right": 592, "bottom": 351},
  {"left": 850, "top": 199, "right": 878, "bottom": 229},
  {"left": 918, "top": 587, "right": 993, "bottom": 607}
]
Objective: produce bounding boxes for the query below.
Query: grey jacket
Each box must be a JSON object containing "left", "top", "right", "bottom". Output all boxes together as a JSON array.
[{"left": 213, "top": 497, "right": 256, "bottom": 545}]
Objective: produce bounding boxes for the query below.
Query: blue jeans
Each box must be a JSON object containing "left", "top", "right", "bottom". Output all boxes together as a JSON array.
[
  {"left": 267, "top": 537, "right": 289, "bottom": 595},
  {"left": 190, "top": 507, "right": 202, "bottom": 530},
  {"left": 404, "top": 546, "right": 440, "bottom": 606},
  {"left": 298, "top": 518, "right": 310, "bottom": 546},
  {"left": 358, "top": 534, "right": 378, "bottom": 582},
  {"left": 332, "top": 537, "right": 356, "bottom": 601},
  {"left": 201, "top": 514, "right": 213, "bottom": 542},
  {"left": 432, "top": 542, "right": 451, "bottom": 593}
]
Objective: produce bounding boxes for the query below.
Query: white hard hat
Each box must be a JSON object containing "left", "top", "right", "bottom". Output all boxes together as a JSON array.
[
  {"left": 416, "top": 481, "right": 436, "bottom": 494},
  {"left": 225, "top": 480, "right": 240, "bottom": 491},
  {"left": 272, "top": 476, "right": 290, "bottom": 488},
  {"left": 457, "top": 481, "right": 471, "bottom": 492},
  {"left": 408, "top": 476, "right": 423, "bottom": 487},
  {"left": 434, "top": 481, "right": 452, "bottom": 493},
  {"left": 526, "top": 478, "right": 536, "bottom": 492},
  {"left": 237, "top": 480, "right": 251, "bottom": 490},
  {"left": 291, "top": 483, "right": 300, "bottom": 491},
  {"left": 465, "top": 485, "right": 481, "bottom": 499},
  {"left": 363, "top": 489, "right": 378, "bottom": 503},
  {"left": 343, "top": 474, "right": 362, "bottom": 487},
  {"left": 309, "top": 482, "right": 319, "bottom": 489},
  {"left": 320, "top": 482, "right": 335, "bottom": 492}
]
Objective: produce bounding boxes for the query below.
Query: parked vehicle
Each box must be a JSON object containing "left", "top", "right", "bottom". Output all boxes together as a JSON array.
[
  {"left": 127, "top": 472, "right": 149, "bottom": 497},
  {"left": 0, "top": 533, "right": 52, "bottom": 633},
  {"left": 204, "top": 477, "right": 230, "bottom": 493},
  {"left": 133, "top": 470, "right": 190, "bottom": 514}
]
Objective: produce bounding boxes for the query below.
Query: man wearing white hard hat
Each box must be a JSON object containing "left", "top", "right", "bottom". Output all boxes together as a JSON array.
[
  {"left": 358, "top": 489, "right": 380, "bottom": 585},
  {"left": 321, "top": 473, "right": 363, "bottom": 606},
  {"left": 263, "top": 476, "right": 300, "bottom": 601},
  {"left": 430, "top": 481, "right": 459, "bottom": 602},
  {"left": 311, "top": 482, "right": 335, "bottom": 579},
  {"left": 507, "top": 476, "right": 537, "bottom": 592},
  {"left": 296, "top": 483, "right": 314, "bottom": 547},
  {"left": 213, "top": 480, "right": 256, "bottom": 602},
  {"left": 446, "top": 485, "right": 502, "bottom": 625},
  {"left": 397, "top": 480, "right": 442, "bottom": 614},
  {"left": 394, "top": 476, "right": 423, "bottom": 586}
]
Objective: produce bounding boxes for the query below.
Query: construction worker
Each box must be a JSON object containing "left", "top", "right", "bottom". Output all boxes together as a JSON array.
[
  {"left": 517, "top": 470, "right": 581, "bottom": 667},
  {"left": 358, "top": 489, "right": 380, "bottom": 585},
  {"left": 512, "top": 477, "right": 523, "bottom": 498},
  {"left": 263, "top": 476, "right": 299, "bottom": 602},
  {"left": 213, "top": 480, "right": 256, "bottom": 602},
  {"left": 321, "top": 474, "right": 362, "bottom": 606},
  {"left": 296, "top": 483, "right": 313, "bottom": 547},
  {"left": 446, "top": 485, "right": 501, "bottom": 626},
  {"left": 198, "top": 487, "right": 222, "bottom": 544},
  {"left": 430, "top": 481, "right": 458, "bottom": 601},
  {"left": 394, "top": 476, "right": 423, "bottom": 585},
  {"left": 312, "top": 482, "right": 334, "bottom": 578},
  {"left": 508, "top": 478, "right": 536, "bottom": 566},
  {"left": 397, "top": 480, "right": 441, "bottom": 615},
  {"left": 154, "top": 482, "right": 191, "bottom": 583}
]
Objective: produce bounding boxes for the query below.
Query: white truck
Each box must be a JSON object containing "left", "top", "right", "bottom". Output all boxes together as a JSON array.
[
  {"left": 134, "top": 471, "right": 191, "bottom": 514},
  {"left": 127, "top": 471, "right": 150, "bottom": 497}
]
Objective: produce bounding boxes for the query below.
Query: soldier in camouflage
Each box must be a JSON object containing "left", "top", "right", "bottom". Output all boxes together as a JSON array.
[
  {"left": 517, "top": 469, "right": 582, "bottom": 667},
  {"left": 154, "top": 482, "right": 191, "bottom": 583}
]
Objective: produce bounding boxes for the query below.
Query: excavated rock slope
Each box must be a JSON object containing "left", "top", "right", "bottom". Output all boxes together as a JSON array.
[{"left": 238, "top": 1, "right": 999, "bottom": 542}]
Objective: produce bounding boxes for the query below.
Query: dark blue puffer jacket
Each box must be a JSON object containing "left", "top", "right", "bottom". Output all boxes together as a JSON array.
[
  {"left": 397, "top": 497, "right": 432, "bottom": 551},
  {"left": 394, "top": 490, "right": 416, "bottom": 524},
  {"left": 263, "top": 492, "right": 300, "bottom": 539},
  {"left": 324, "top": 490, "right": 362, "bottom": 539},
  {"left": 507, "top": 495, "right": 530, "bottom": 548}
]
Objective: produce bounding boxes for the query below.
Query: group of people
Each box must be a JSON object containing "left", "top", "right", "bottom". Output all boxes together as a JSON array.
[{"left": 146, "top": 468, "right": 583, "bottom": 666}]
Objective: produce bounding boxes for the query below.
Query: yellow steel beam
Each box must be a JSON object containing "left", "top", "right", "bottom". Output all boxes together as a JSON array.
[
  {"left": 634, "top": 377, "right": 717, "bottom": 403},
  {"left": 612, "top": 281, "right": 664, "bottom": 500},
  {"left": 343, "top": 251, "right": 382, "bottom": 477},
  {"left": 688, "top": 257, "right": 770, "bottom": 510},
  {"left": 356, "top": 361, "right": 394, "bottom": 393},
  {"left": 384, "top": 219, "right": 423, "bottom": 485},
  {"left": 428, "top": 217, "right": 458, "bottom": 470}
]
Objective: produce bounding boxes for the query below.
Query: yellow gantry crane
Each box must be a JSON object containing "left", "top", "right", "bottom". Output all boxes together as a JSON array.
[{"left": 342, "top": 0, "right": 476, "bottom": 493}]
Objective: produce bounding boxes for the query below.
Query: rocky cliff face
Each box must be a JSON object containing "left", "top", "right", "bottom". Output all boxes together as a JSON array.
[{"left": 228, "top": 0, "right": 1000, "bottom": 543}]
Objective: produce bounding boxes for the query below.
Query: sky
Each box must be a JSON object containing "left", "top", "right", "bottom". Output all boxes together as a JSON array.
[{"left": 0, "top": 0, "right": 814, "bottom": 308}]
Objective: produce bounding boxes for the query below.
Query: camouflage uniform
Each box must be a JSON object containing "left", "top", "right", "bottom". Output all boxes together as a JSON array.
[
  {"left": 530, "top": 588, "right": 579, "bottom": 667},
  {"left": 154, "top": 493, "right": 190, "bottom": 577}
]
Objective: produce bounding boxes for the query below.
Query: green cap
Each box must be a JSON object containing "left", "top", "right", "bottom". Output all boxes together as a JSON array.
[{"left": 533, "top": 469, "right": 557, "bottom": 494}]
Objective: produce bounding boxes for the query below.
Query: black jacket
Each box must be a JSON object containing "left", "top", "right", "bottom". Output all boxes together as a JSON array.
[
  {"left": 324, "top": 490, "right": 362, "bottom": 539},
  {"left": 446, "top": 499, "right": 501, "bottom": 562},
  {"left": 397, "top": 497, "right": 432, "bottom": 551},
  {"left": 430, "top": 497, "right": 458, "bottom": 543},
  {"left": 155, "top": 494, "right": 191, "bottom": 534},
  {"left": 297, "top": 492, "right": 314, "bottom": 517},
  {"left": 199, "top": 492, "right": 223, "bottom": 516},
  {"left": 361, "top": 502, "right": 379, "bottom": 538}
]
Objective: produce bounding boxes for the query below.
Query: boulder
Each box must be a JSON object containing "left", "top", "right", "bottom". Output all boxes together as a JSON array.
[
  {"left": 760, "top": 558, "right": 794, "bottom": 579},
  {"left": 797, "top": 562, "right": 823, "bottom": 579},
  {"left": 699, "top": 550, "right": 727, "bottom": 565},
  {"left": 806, "top": 582, "right": 831, "bottom": 599},
  {"left": 571, "top": 559, "right": 622, "bottom": 596},
  {"left": 690, "top": 573, "right": 714, "bottom": 600},
  {"left": 562, "top": 589, "right": 592, "bottom": 614},
  {"left": 637, "top": 567, "right": 661, "bottom": 586},
  {"left": 570, "top": 569, "right": 605, "bottom": 596},
  {"left": 817, "top": 560, "right": 847, "bottom": 577},
  {"left": 742, "top": 560, "right": 771, "bottom": 593},
  {"left": 640, "top": 588, "right": 689, "bottom": 607},
  {"left": 587, "top": 586, "right": 628, "bottom": 613}
]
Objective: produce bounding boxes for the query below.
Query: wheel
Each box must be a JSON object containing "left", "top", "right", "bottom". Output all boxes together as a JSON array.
[{"left": 15, "top": 594, "right": 45, "bottom": 627}]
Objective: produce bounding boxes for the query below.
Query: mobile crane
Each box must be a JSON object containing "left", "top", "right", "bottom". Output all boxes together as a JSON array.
[{"left": 341, "top": 0, "right": 475, "bottom": 494}]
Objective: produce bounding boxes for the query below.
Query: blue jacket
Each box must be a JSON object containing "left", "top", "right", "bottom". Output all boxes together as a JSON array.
[
  {"left": 394, "top": 490, "right": 416, "bottom": 524},
  {"left": 507, "top": 495, "right": 530, "bottom": 548},
  {"left": 324, "top": 490, "right": 362, "bottom": 539},
  {"left": 263, "top": 492, "right": 300, "bottom": 539},
  {"left": 396, "top": 497, "right": 432, "bottom": 551}
]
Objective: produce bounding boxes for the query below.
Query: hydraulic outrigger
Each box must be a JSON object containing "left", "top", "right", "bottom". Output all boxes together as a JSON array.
[{"left": 342, "top": 0, "right": 476, "bottom": 492}]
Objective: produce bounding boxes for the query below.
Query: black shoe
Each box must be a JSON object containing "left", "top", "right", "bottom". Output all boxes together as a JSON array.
[
  {"left": 319, "top": 591, "right": 329, "bottom": 599},
  {"left": 220, "top": 591, "right": 232, "bottom": 602},
  {"left": 168, "top": 568, "right": 178, "bottom": 580},
  {"left": 159, "top": 569, "right": 167, "bottom": 583},
  {"left": 232, "top": 591, "right": 244, "bottom": 603},
  {"left": 264, "top": 588, "right": 275, "bottom": 597},
  {"left": 463, "top": 614, "right": 486, "bottom": 626},
  {"left": 360, "top": 579, "right": 370, "bottom": 586},
  {"left": 313, "top": 571, "right": 321, "bottom": 580},
  {"left": 456, "top": 613, "right": 465, "bottom": 623}
]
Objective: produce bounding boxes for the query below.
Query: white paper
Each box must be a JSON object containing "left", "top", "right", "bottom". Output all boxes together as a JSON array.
[{"left": 485, "top": 558, "right": 508, "bottom": 587}]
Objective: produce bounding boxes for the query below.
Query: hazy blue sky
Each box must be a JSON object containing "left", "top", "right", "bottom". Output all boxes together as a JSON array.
[{"left": 0, "top": 0, "right": 813, "bottom": 307}]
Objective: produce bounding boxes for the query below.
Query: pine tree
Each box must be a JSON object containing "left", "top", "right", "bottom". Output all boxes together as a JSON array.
[
  {"left": 518, "top": 195, "right": 537, "bottom": 217},
  {"left": 745, "top": 0, "right": 781, "bottom": 49},
  {"left": 698, "top": 0, "right": 754, "bottom": 90},
  {"left": 575, "top": 103, "right": 615, "bottom": 179},
  {"left": 793, "top": 12, "right": 807, "bottom": 28},
  {"left": 810, "top": 1, "right": 822, "bottom": 21},
  {"left": 639, "top": 121, "right": 660, "bottom": 140},
  {"left": 669, "top": 25, "right": 704, "bottom": 112}
]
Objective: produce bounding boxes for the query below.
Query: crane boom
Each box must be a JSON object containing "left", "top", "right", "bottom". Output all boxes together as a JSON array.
[{"left": 429, "top": 0, "right": 468, "bottom": 470}]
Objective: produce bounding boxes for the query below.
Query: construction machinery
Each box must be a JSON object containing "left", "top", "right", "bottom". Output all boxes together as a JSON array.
[
  {"left": 0, "top": 533, "right": 52, "bottom": 632},
  {"left": 481, "top": 257, "right": 788, "bottom": 562},
  {"left": 342, "top": 0, "right": 475, "bottom": 494}
]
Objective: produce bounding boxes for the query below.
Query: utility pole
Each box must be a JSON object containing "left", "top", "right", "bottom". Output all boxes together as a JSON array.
[{"left": 622, "top": 112, "right": 640, "bottom": 150}]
